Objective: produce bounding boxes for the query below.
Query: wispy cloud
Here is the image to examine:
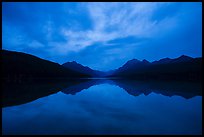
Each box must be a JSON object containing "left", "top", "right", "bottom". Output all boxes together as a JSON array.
[
  {"left": 2, "top": 2, "right": 202, "bottom": 70},
  {"left": 60, "top": 2, "right": 180, "bottom": 53}
]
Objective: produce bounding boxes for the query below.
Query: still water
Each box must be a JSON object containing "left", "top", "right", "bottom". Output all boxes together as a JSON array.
[{"left": 2, "top": 79, "right": 202, "bottom": 135}]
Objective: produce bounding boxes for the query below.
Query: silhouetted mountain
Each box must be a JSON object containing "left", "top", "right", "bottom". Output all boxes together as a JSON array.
[
  {"left": 1, "top": 50, "right": 90, "bottom": 83},
  {"left": 115, "top": 58, "right": 150, "bottom": 73},
  {"left": 109, "top": 55, "right": 202, "bottom": 81},
  {"left": 173, "top": 55, "right": 194, "bottom": 63},
  {"left": 152, "top": 55, "right": 194, "bottom": 64},
  {"left": 62, "top": 61, "right": 105, "bottom": 77},
  {"left": 152, "top": 57, "right": 172, "bottom": 64},
  {"left": 142, "top": 59, "right": 150, "bottom": 64}
]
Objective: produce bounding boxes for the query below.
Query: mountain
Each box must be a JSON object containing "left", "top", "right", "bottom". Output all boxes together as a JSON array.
[
  {"left": 109, "top": 55, "right": 202, "bottom": 81},
  {"left": 152, "top": 55, "right": 193, "bottom": 64},
  {"left": 116, "top": 58, "right": 151, "bottom": 73},
  {"left": 1, "top": 50, "right": 90, "bottom": 83},
  {"left": 62, "top": 61, "right": 105, "bottom": 77},
  {"left": 2, "top": 49, "right": 201, "bottom": 81},
  {"left": 171, "top": 55, "right": 194, "bottom": 63},
  {"left": 152, "top": 57, "right": 172, "bottom": 64}
]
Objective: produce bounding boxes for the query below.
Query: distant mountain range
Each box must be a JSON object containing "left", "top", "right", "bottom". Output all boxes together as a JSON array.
[
  {"left": 1, "top": 50, "right": 202, "bottom": 82},
  {"left": 109, "top": 55, "right": 202, "bottom": 81},
  {"left": 62, "top": 61, "right": 105, "bottom": 77}
]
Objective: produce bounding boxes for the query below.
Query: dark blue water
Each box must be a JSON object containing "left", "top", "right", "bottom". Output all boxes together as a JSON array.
[{"left": 2, "top": 80, "right": 202, "bottom": 135}]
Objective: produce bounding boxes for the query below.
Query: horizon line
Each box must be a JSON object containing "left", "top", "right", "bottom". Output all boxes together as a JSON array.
[{"left": 2, "top": 49, "right": 202, "bottom": 72}]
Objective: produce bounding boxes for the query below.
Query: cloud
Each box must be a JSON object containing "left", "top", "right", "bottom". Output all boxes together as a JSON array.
[
  {"left": 2, "top": 2, "right": 178, "bottom": 53},
  {"left": 2, "top": 2, "right": 202, "bottom": 70},
  {"left": 60, "top": 2, "right": 180, "bottom": 53}
]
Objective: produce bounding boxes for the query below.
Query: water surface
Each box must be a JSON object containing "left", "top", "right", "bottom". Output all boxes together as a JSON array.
[{"left": 2, "top": 79, "right": 202, "bottom": 135}]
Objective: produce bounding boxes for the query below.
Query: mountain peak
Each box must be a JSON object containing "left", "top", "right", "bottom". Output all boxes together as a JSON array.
[
  {"left": 62, "top": 61, "right": 104, "bottom": 77},
  {"left": 178, "top": 55, "right": 192, "bottom": 59},
  {"left": 127, "top": 59, "right": 140, "bottom": 63},
  {"left": 62, "top": 61, "right": 79, "bottom": 66},
  {"left": 161, "top": 57, "right": 170, "bottom": 61},
  {"left": 142, "top": 59, "right": 149, "bottom": 63},
  {"left": 175, "top": 55, "right": 193, "bottom": 62},
  {"left": 164, "top": 57, "right": 170, "bottom": 60},
  {"left": 71, "top": 61, "right": 78, "bottom": 64}
]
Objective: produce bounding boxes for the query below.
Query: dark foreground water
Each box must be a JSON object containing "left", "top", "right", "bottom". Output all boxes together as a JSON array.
[{"left": 2, "top": 79, "right": 202, "bottom": 135}]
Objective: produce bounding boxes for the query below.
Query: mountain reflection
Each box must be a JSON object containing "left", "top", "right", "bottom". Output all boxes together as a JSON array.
[
  {"left": 2, "top": 79, "right": 202, "bottom": 107},
  {"left": 61, "top": 79, "right": 202, "bottom": 99}
]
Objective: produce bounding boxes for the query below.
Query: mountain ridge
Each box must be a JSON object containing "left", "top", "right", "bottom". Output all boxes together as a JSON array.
[
  {"left": 109, "top": 55, "right": 202, "bottom": 81},
  {"left": 2, "top": 49, "right": 202, "bottom": 81},
  {"left": 1, "top": 49, "right": 91, "bottom": 83},
  {"left": 62, "top": 61, "right": 105, "bottom": 77}
]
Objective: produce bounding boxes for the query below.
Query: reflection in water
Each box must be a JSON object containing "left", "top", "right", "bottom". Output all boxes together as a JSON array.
[
  {"left": 61, "top": 79, "right": 202, "bottom": 99},
  {"left": 112, "top": 80, "right": 202, "bottom": 99},
  {"left": 3, "top": 79, "right": 201, "bottom": 107},
  {"left": 2, "top": 79, "right": 90, "bottom": 107},
  {"left": 61, "top": 79, "right": 114, "bottom": 95},
  {"left": 2, "top": 79, "right": 202, "bottom": 135}
]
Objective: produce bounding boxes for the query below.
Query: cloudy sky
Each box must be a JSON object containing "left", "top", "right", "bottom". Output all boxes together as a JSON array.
[{"left": 2, "top": 2, "right": 202, "bottom": 71}]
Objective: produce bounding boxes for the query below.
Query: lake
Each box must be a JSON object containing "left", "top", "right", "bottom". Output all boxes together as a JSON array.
[{"left": 2, "top": 79, "right": 202, "bottom": 135}]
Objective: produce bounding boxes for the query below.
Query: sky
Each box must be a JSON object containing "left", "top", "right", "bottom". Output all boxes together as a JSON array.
[{"left": 2, "top": 2, "right": 202, "bottom": 71}]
